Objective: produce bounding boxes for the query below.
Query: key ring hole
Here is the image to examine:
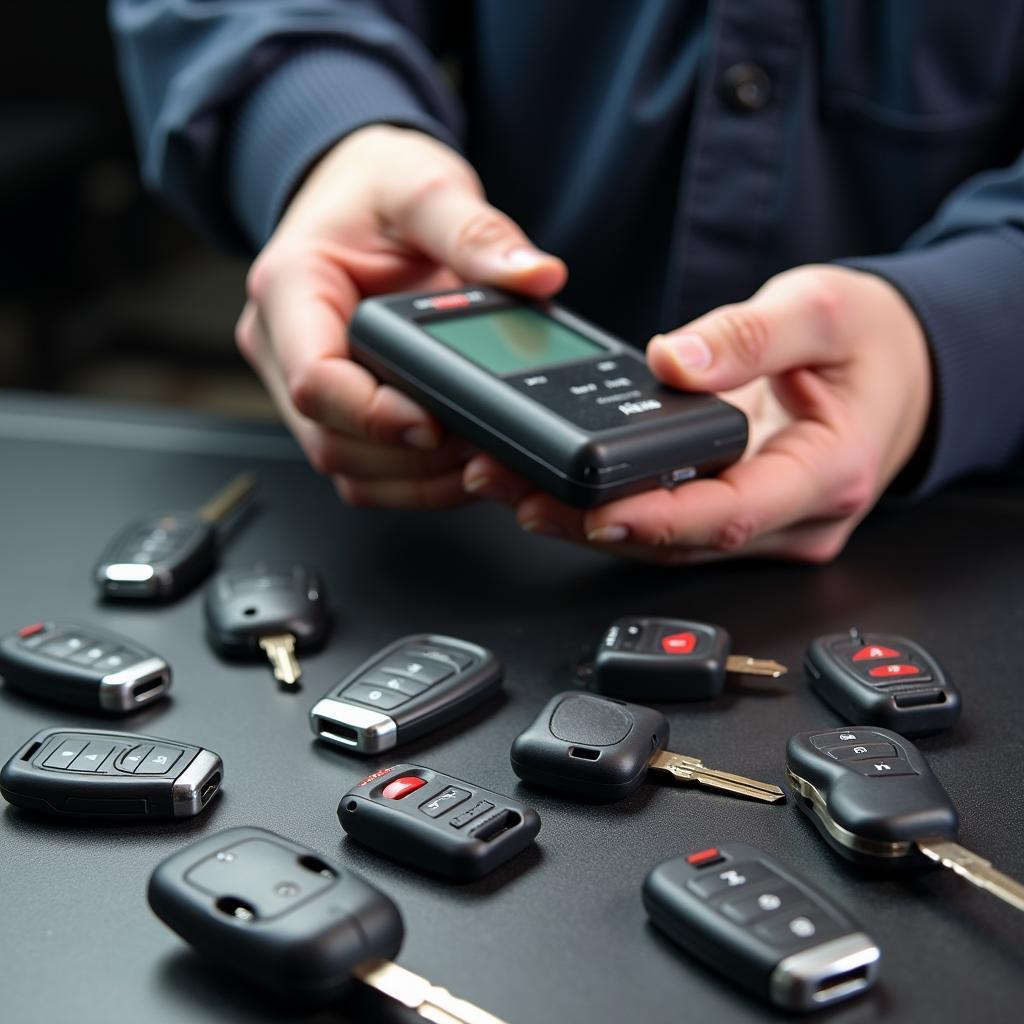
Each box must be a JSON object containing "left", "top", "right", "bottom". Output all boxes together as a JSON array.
[
  {"left": 345, "top": 800, "right": 357, "bottom": 812},
  {"left": 243, "top": 607, "right": 258, "bottom": 617}
]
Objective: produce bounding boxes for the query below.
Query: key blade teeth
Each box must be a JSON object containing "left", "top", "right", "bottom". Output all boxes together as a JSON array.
[
  {"left": 918, "top": 839, "right": 1024, "bottom": 915},
  {"left": 650, "top": 751, "right": 785, "bottom": 802},
  {"left": 725, "top": 654, "right": 788, "bottom": 679}
]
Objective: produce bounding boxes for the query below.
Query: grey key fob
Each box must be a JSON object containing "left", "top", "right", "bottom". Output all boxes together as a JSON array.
[
  {"left": 510, "top": 691, "right": 669, "bottom": 802},
  {"left": 0, "top": 727, "right": 222, "bottom": 819},
  {"left": 148, "top": 826, "right": 403, "bottom": 1004}
]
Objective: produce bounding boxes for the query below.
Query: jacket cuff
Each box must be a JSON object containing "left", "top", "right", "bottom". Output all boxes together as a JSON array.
[
  {"left": 840, "top": 228, "right": 1024, "bottom": 496},
  {"left": 228, "top": 46, "right": 461, "bottom": 248}
]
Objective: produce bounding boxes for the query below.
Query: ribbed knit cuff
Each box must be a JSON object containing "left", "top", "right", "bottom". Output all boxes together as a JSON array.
[
  {"left": 841, "top": 228, "right": 1024, "bottom": 496},
  {"left": 228, "top": 46, "right": 461, "bottom": 248}
]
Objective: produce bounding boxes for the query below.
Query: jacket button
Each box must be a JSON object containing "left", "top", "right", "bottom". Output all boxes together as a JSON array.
[{"left": 722, "top": 62, "right": 772, "bottom": 111}]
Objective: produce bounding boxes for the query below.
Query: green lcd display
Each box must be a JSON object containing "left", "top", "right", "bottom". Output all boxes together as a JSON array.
[{"left": 423, "top": 307, "right": 605, "bottom": 375}]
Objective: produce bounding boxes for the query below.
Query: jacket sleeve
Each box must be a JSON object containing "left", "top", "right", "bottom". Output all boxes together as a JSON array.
[
  {"left": 108, "top": 1, "right": 463, "bottom": 249},
  {"left": 840, "top": 151, "right": 1024, "bottom": 495}
]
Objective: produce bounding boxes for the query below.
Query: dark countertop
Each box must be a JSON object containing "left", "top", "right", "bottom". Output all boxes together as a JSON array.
[{"left": 1, "top": 391, "right": 1022, "bottom": 1024}]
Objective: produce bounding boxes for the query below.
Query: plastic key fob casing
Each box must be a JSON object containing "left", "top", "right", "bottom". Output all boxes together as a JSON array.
[
  {"left": 0, "top": 727, "right": 222, "bottom": 819},
  {"left": 204, "top": 564, "right": 329, "bottom": 657},
  {"left": 510, "top": 691, "right": 669, "bottom": 802},
  {"left": 0, "top": 621, "right": 170, "bottom": 712},
  {"left": 590, "top": 616, "right": 730, "bottom": 700},
  {"left": 786, "top": 727, "right": 958, "bottom": 869},
  {"left": 95, "top": 512, "right": 216, "bottom": 600},
  {"left": 806, "top": 632, "right": 960, "bottom": 737},
  {"left": 339, "top": 763, "right": 541, "bottom": 881},
  {"left": 148, "top": 826, "right": 403, "bottom": 1005},
  {"left": 311, "top": 635, "right": 502, "bottom": 754},
  {"left": 643, "top": 842, "right": 879, "bottom": 1011}
]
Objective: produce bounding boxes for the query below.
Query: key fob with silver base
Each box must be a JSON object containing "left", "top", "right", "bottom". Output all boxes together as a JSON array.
[
  {"left": 0, "top": 727, "right": 222, "bottom": 819},
  {"left": 311, "top": 635, "right": 502, "bottom": 754},
  {"left": 643, "top": 842, "right": 879, "bottom": 1011}
]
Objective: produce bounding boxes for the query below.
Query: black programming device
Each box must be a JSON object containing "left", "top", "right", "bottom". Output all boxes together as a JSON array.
[{"left": 349, "top": 287, "right": 748, "bottom": 507}]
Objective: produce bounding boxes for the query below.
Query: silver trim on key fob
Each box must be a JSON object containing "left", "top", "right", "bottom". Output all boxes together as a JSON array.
[
  {"left": 172, "top": 751, "right": 223, "bottom": 817},
  {"left": 99, "top": 657, "right": 171, "bottom": 713},
  {"left": 311, "top": 698, "right": 397, "bottom": 753},
  {"left": 771, "top": 933, "right": 880, "bottom": 1010}
]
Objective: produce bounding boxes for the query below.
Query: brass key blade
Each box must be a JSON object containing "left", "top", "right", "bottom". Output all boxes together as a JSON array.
[
  {"left": 196, "top": 472, "right": 257, "bottom": 525},
  {"left": 649, "top": 750, "right": 785, "bottom": 803},
  {"left": 257, "top": 634, "right": 300, "bottom": 687},
  {"left": 353, "top": 959, "right": 509, "bottom": 1024},
  {"left": 917, "top": 838, "right": 1024, "bottom": 914},
  {"left": 725, "top": 654, "right": 787, "bottom": 678}
]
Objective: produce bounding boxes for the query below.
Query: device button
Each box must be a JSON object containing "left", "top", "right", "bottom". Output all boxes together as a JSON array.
[
  {"left": 568, "top": 382, "right": 599, "bottom": 396},
  {"left": 68, "top": 741, "right": 117, "bottom": 772},
  {"left": 852, "top": 644, "right": 902, "bottom": 661},
  {"left": 382, "top": 776, "right": 428, "bottom": 800},
  {"left": 420, "top": 786, "right": 472, "bottom": 817},
  {"left": 39, "top": 633, "right": 90, "bottom": 661},
  {"left": 868, "top": 664, "right": 931, "bottom": 680},
  {"left": 136, "top": 745, "right": 184, "bottom": 775},
  {"left": 686, "top": 862, "right": 773, "bottom": 900},
  {"left": 358, "top": 669, "right": 430, "bottom": 698},
  {"left": 410, "top": 645, "right": 474, "bottom": 670},
  {"left": 661, "top": 632, "right": 698, "bottom": 655},
  {"left": 450, "top": 800, "right": 496, "bottom": 829},
  {"left": 346, "top": 683, "right": 409, "bottom": 711},
  {"left": 826, "top": 742, "right": 898, "bottom": 761},
  {"left": 754, "top": 907, "right": 838, "bottom": 948},
  {"left": 17, "top": 623, "right": 45, "bottom": 639},
  {"left": 721, "top": 883, "right": 802, "bottom": 925},
  {"left": 686, "top": 848, "right": 724, "bottom": 867},
  {"left": 722, "top": 62, "right": 772, "bottom": 112},
  {"left": 69, "top": 642, "right": 116, "bottom": 667},
  {"left": 117, "top": 745, "right": 152, "bottom": 773},
  {"left": 95, "top": 649, "right": 133, "bottom": 674},
  {"left": 43, "top": 738, "right": 88, "bottom": 769},
  {"left": 379, "top": 653, "right": 453, "bottom": 685},
  {"left": 850, "top": 759, "right": 918, "bottom": 777},
  {"left": 810, "top": 730, "right": 877, "bottom": 750}
]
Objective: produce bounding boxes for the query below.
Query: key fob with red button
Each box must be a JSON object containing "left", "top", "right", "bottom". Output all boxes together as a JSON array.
[
  {"left": 0, "top": 621, "right": 171, "bottom": 713},
  {"left": 0, "top": 727, "right": 223, "bottom": 819},
  {"left": 311, "top": 635, "right": 503, "bottom": 754},
  {"left": 339, "top": 763, "right": 540, "bottom": 880},
  {"left": 805, "top": 629, "right": 960, "bottom": 736},
  {"left": 643, "top": 842, "right": 879, "bottom": 1011}
]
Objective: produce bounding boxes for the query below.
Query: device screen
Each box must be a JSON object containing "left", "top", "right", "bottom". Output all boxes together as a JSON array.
[{"left": 423, "top": 307, "right": 605, "bottom": 375}]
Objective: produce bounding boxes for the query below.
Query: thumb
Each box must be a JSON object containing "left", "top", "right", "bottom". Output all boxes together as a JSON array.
[
  {"left": 647, "top": 268, "right": 852, "bottom": 392},
  {"left": 388, "top": 180, "right": 567, "bottom": 297}
]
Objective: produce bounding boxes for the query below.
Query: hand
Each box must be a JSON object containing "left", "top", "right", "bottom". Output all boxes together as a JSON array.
[
  {"left": 236, "top": 125, "right": 566, "bottom": 508},
  {"left": 463, "top": 265, "right": 933, "bottom": 563}
]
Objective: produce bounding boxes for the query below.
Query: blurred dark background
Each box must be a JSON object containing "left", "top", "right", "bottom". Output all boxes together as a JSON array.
[{"left": 0, "top": 1, "right": 272, "bottom": 418}]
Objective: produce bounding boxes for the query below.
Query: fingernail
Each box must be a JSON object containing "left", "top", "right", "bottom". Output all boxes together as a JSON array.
[
  {"left": 586, "top": 524, "right": 630, "bottom": 544},
  {"left": 521, "top": 518, "right": 564, "bottom": 538},
  {"left": 401, "top": 425, "right": 439, "bottom": 450},
  {"left": 501, "top": 245, "right": 550, "bottom": 270},
  {"left": 662, "top": 331, "right": 712, "bottom": 371},
  {"left": 464, "top": 475, "right": 505, "bottom": 502}
]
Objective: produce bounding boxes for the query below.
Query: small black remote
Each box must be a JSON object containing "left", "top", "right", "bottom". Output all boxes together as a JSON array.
[
  {"left": 643, "top": 842, "right": 879, "bottom": 1011},
  {"left": 338, "top": 763, "right": 541, "bottom": 880},
  {"left": 0, "top": 621, "right": 170, "bottom": 712},
  {"left": 805, "top": 628, "right": 960, "bottom": 736},
  {"left": 95, "top": 473, "right": 255, "bottom": 600},
  {"left": 205, "top": 563, "right": 329, "bottom": 688},
  {"left": 148, "top": 826, "right": 508, "bottom": 1019},
  {"left": 311, "top": 635, "right": 502, "bottom": 753},
  {"left": 0, "top": 727, "right": 222, "bottom": 819}
]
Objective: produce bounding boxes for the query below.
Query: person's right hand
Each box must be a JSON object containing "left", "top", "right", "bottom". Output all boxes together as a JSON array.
[{"left": 236, "top": 124, "right": 566, "bottom": 508}]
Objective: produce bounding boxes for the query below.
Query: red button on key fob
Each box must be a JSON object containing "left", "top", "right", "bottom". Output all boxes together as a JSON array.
[
  {"left": 381, "top": 776, "right": 427, "bottom": 800},
  {"left": 868, "top": 664, "right": 924, "bottom": 678},
  {"left": 661, "top": 632, "right": 698, "bottom": 655},
  {"left": 852, "top": 645, "right": 901, "bottom": 661}
]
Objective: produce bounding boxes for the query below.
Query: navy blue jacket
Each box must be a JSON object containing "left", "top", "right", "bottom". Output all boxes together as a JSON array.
[{"left": 109, "top": 0, "right": 1024, "bottom": 495}]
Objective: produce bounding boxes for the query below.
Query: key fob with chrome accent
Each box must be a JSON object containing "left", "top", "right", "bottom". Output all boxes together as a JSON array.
[
  {"left": 0, "top": 621, "right": 170, "bottom": 712},
  {"left": 643, "top": 842, "right": 880, "bottom": 1011},
  {"left": 339, "top": 763, "right": 541, "bottom": 880},
  {"left": 311, "top": 635, "right": 502, "bottom": 753},
  {"left": 0, "top": 727, "right": 223, "bottom": 819}
]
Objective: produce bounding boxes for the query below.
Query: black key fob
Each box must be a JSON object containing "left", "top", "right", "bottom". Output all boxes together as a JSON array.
[
  {"left": 510, "top": 691, "right": 669, "bottom": 802},
  {"left": 1, "top": 727, "right": 222, "bottom": 819},
  {"left": 786, "top": 727, "right": 959, "bottom": 868},
  {"left": 0, "top": 621, "right": 170, "bottom": 712},
  {"left": 806, "top": 630, "right": 961, "bottom": 736},
  {"left": 339, "top": 763, "right": 541, "bottom": 880},
  {"left": 644, "top": 842, "right": 879, "bottom": 1010},
  {"left": 312, "top": 635, "right": 502, "bottom": 753},
  {"left": 205, "top": 564, "right": 329, "bottom": 657},
  {"left": 148, "top": 826, "right": 403, "bottom": 1004},
  {"left": 95, "top": 511, "right": 216, "bottom": 600}
]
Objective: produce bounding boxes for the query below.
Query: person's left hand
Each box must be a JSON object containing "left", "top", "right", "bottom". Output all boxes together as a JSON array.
[{"left": 461, "top": 265, "right": 933, "bottom": 565}]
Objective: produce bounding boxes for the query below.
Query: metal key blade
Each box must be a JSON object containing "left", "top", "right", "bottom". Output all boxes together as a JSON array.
[
  {"left": 258, "top": 634, "right": 301, "bottom": 687},
  {"left": 917, "top": 838, "right": 1024, "bottom": 914},
  {"left": 353, "top": 959, "right": 509, "bottom": 1024},
  {"left": 196, "top": 472, "right": 257, "bottom": 525},
  {"left": 725, "top": 654, "right": 787, "bottom": 679},
  {"left": 649, "top": 750, "right": 785, "bottom": 803}
]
